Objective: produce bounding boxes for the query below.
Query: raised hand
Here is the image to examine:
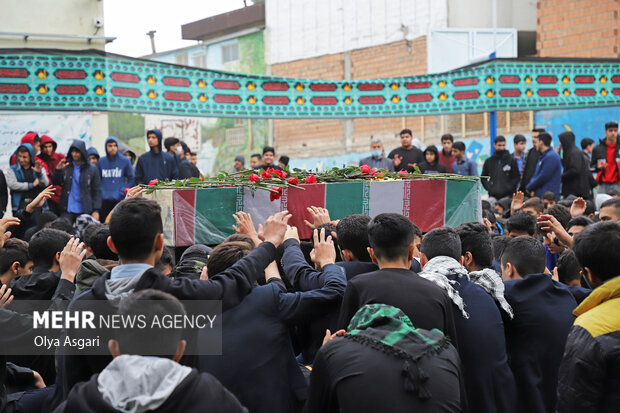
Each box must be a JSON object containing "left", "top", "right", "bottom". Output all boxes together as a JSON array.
[
  {"left": 393, "top": 154, "right": 402, "bottom": 168},
  {"left": 284, "top": 225, "right": 300, "bottom": 242},
  {"left": 570, "top": 197, "right": 587, "bottom": 218},
  {"left": 304, "top": 206, "right": 331, "bottom": 230},
  {"left": 232, "top": 211, "right": 260, "bottom": 247},
  {"left": 322, "top": 328, "right": 346, "bottom": 345},
  {"left": 511, "top": 191, "right": 524, "bottom": 214},
  {"left": 56, "top": 159, "right": 68, "bottom": 170},
  {"left": 0, "top": 218, "right": 20, "bottom": 249},
  {"left": 538, "top": 214, "right": 572, "bottom": 248},
  {"left": 26, "top": 186, "right": 55, "bottom": 213},
  {"left": 125, "top": 185, "right": 145, "bottom": 199},
  {"left": 261, "top": 211, "right": 292, "bottom": 247},
  {"left": 33, "top": 160, "right": 42, "bottom": 174},
  {"left": 59, "top": 237, "right": 87, "bottom": 283},
  {"left": 0, "top": 284, "right": 14, "bottom": 309},
  {"left": 309, "top": 228, "right": 336, "bottom": 270}
]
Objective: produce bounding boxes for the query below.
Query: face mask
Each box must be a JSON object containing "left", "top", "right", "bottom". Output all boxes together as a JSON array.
[
  {"left": 175, "top": 146, "right": 183, "bottom": 155},
  {"left": 371, "top": 149, "right": 382, "bottom": 157}
]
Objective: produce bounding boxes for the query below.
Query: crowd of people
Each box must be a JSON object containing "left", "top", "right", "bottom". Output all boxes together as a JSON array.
[{"left": 0, "top": 122, "right": 618, "bottom": 413}]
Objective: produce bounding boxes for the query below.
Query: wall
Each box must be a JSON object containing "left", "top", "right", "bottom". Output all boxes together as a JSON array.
[
  {"left": 448, "top": 0, "right": 537, "bottom": 31},
  {"left": 537, "top": 0, "right": 620, "bottom": 57},
  {"left": 0, "top": 0, "right": 107, "bottom": 50},
  {"left": 535, "top": 106, "right": 620, "bottom": 144},
  {"left": 266, "top": 0, "right": 447, "bottom": 64}
]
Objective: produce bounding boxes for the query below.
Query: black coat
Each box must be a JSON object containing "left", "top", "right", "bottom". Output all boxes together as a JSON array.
[
  {"left": 179, "top": 158, "right": 201, "bottom": 179},
  {"left": 52, "top": 140, "right": 102, "bottom": 214},
  {"left": 559, "top": 131, "right": 592, "bottom": 198},
  {"left": 519, "top": 147, "right": 541, "bottom": 192},
  {"left": 0, "top": 170, "right": 8, "bottom": 217},
  {"left": 482, "top": 150, "right": 520, "bottom": 199},
  {"left": 55, "top": 368, "right": 247, "bottom": 413}
]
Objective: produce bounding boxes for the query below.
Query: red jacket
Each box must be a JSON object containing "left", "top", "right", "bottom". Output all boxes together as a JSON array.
[
  {"left": 10, "top": 133, "right": 48, "bottom": 170},
  {"left": 438, "top": 149, "right": 455, "bottom": 173},
  {"left": 37, "top": 135, "right": 64, "bottom": 204}
]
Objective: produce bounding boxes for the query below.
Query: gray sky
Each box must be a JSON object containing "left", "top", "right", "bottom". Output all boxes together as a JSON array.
[{"left": 104, "top": 0, "right": 245, "bottom": 57}]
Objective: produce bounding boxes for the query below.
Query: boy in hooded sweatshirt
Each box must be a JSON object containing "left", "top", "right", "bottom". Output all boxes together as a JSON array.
[
  {"left": 98, "top": 137, "right": 134, "bottom": 220},
  {"left": 134, "top": 129, "right": 179, "bottom": 185},
  {"left": 52, "top": 140, "right": 102, "bottom": 222},
  {"left": 418, "top": 146, "right": 447, "bottom": 174},
  {"left": 9, "top": 132, "right": 47, "bottom": 170},
  {"left": 6, "top": 144, "right": 49, "bottom": 214},
  {"left": 54, "top": 289, "right": 247, "bottom": 413},
  {"left": 39, "top": 135, "right": 65, "bottom": 213}
]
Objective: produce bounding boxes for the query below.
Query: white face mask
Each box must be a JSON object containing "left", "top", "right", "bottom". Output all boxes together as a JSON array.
[{"left": 175, "top": 145, "right": 183, "bottom": 155}]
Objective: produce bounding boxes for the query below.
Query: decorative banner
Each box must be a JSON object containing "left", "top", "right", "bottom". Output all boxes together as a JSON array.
[
  {"left": 0, "top": 111, "right": 91, "bottom": 166},
  {"left": 148, "top": 179, "right": 482, "bottom": 246},
  {"left": 0, "top": 50, "right": 618, "bottom": 118}
]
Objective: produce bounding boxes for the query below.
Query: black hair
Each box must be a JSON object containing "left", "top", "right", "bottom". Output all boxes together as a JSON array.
[
  {"left": 494, "top": 135, "right": 506, "bottom": 144},
  {"left": 279, "top": 155, "right": 290, "bottom": 166},
  {"left": 555, "top": 249, "right": 582, "bottom": 285},
  {"left": 400, "top": 129, "right": 413, "bottom": 137},
  {"left": 116, "top": 289, "right": 186, "bottom": 357},
  {"left": 180, "top": 141, "right": 191, "bottom": 155},
  {"left": 420, "top": 227, "right": 462, "bottom": 261},
  {"left": 0, "top": 239, "right": 30, "bottom": 274},
  {"left": 532, "top": 128, "right": 546, "bottom": 133},
  {"left": 423, "top": 146, "right": 439, "bottom": 163},
  {"left": 28, "top": 228, "right": 71, "bottom": 269},
  {"left": 90, "top": 225, "right": 118, "bottom": 261},
  {"left": 82, "top": 223, "right": 102, "bottom": 249},
  {"left": 580, "top": 138, "right": 594, "bottom": 150},
  {"left": 521, "top": 197, "right": 545, "bottom": 214},
  {"left": 48, "top": 218, "right": 74, "bottom": 235},
  {"left": 251, "top": 153, "right": 262, "bottom": 160},
  {"left": 156, "top": 246, "right": 175, "bottom": 273},
  {"left": 513, "top": 134, "right": 526, "bottom": 144},
  {"left": 481, "top": 200, "right": 492, "bottom": 212},
  {"left": 452, "top": 141, "right": 465, "bottom": 152},
  {"left": 336, "top": 214, "right": 372, "bottom": 262},
  {"left": 455, "top": 222, "right": 493, "bottom": 268},
  {"left": 223, "top": 233, "right": 255, "bottom": 250},
  {"left": 163, "top": 137, "right": 180, "bottom": 152},
  {"left": 501, "top": 236, "right": 546, "bottom": 276},
  {"left": 567, "top": 216, "right": 594, "bottom": 231},
  {"left": 367, "top": 213, "right": 415, "bottom": 261},
  {"left": 542, "top": 191, "right": 556, "bottom": 201},
  {"left": 492, "top": 235, "right": 511, "bottom": 261},
  {"left": 605, "top": 121, "right": 618, "bottom": 130},
  {"left": 483, "top": 208, "right": 497, "bottom": 224},
  {"left": 109, "top": 198, "right": 163, "bottom": 261},
  {"left": 440, "top": 134, "right": 454, "bottom": 143},
  {"left": 546, "top": 204, "right": 571, "bottom": 229},
  {"left": 538, "top": 132, "right": 552, "bottom": 147},
  {"left": 207, "top": 241, "right": 252, "bottom": 277},
  {"left": 262, "top": 146, "right": 275, "bottom": 155},
  {"left": 506, "top": 212, "right": 537, "bottom": 236},
  {"left": 600, "top": 197, "right": 620, "bottom": 219},
  {"left": 573, "top": 221, "right": 620, "bottom": 282}
]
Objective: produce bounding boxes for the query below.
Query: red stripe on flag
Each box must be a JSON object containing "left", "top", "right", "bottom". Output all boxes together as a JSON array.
[
  {"left": 284, "top": 184, "right": 326, "bottom": 239},
  {"left": 173, "top": 189, "right": 196, "bottom": 246},
  {"left": 405, "top": 180, "right": 446, "bottom": 232}
]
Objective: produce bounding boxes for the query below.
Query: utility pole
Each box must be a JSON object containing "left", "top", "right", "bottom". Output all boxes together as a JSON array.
[
  {"left": 489, "top": 0, "right": 497, "bottom": 153},
  {"left": 147, "top": 30, "right": 156, "bottom": 54}
]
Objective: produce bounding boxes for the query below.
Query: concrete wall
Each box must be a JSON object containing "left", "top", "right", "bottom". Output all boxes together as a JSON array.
[
  {"left": 537, "top": 0, "right": 620, "bottom": 57},
  {"left": 448, "top": 0, "right": 538, "bottom": 31},
  {"left": 266, "top": 0, "right": 448, "bottom": 64}
]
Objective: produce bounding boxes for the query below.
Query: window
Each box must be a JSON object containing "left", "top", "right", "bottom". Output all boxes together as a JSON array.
[
  {"left": 222, "top": 43, "right": 239, "bottom": 64},
  {"left": 175, "top": 53, "right": 188, "bottom": 65},
  {"left": 191, "top": 53, "right": 206, "bottom": 68}
]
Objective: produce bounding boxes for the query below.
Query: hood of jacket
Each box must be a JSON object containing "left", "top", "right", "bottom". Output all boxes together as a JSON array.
[
  {"left": 67, "top": 139, "right": 88, "bottom": 164},
  {"left": 118, "top": 142, "right": 137, "bottom": 165},
  {"left": 105, "top": 136, "right": 119, "bottom": 157},
  {"left": 87, "top": 147, "right": 100, "bottom": 159},
  {"left": 97, "top": 355, "right": 192, "bottom": 413},
  {"left": 15, "top": 143, "right": 35, "bottom": 167},
  {"left": 40, "top": 135, "right": 57, "bottom": 151},
  {"left": 21, "top": 132, "right": 39, "bottom": 146},
  {"left": 559, "top": 131, "right": 576, "bottom": 151},
  {"left": 146, "top": 129, "right": 163, "bottom": 152},
  {"left": 423, "top": 145, "right": 439, "bottom": 166}
]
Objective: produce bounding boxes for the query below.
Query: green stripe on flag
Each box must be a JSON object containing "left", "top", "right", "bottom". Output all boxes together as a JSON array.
[
  {"left": 445, "top": 180, "right": 481, "bottom": 227},
  {"left": 325, "top": 182, "right": 365, "bottom": 219},
  {"left": 194, "top": 188, "right": 238, "bottom": 244}
]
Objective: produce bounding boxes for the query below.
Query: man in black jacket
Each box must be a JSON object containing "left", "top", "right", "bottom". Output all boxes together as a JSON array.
[
  {"left": 519, "top": 128, "right": 545, "bottom": 192},
  {"left": 55, "top": 289, "right": 247, "bottom": 413},
  {"left": 56, "top": 198, "right": 291, "bottom": 400},
  {"left": 178, "top": 142, "right": 201, "bottom": 179},
  {"left": 559, "top": 131, "right": 593, "bottom": 199},
  {"left": 336, "top": 213, "right": 458, "bottom": 345},
  {"left": 481, "top": 136, "right": 520, "bottom": 199},
  {"left": 52, "top": 140, "right": 102, "bottom": 222}
]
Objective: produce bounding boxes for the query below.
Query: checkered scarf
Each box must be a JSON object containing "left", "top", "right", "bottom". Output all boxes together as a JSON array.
[
  {"left": 419, "top": 256, "right": 469, "bottom": 319},
  {"left": 468, "top": 268, "right": 514, "bottom": 319}
]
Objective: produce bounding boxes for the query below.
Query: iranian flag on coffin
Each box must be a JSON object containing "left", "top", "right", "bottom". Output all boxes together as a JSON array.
[{"left": 154, "top": 179, "right": 481, "bottom": 246}]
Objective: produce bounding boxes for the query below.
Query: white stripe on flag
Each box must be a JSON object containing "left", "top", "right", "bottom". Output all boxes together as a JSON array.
[{"left": 368, "top": 181, "right": 405, "bottom": 217}]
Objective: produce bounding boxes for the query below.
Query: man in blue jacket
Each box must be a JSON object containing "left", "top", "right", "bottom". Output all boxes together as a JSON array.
[
  {"left": 98, "top": 136, "right": 134, "bottom": 220},
  {"left": 526, "top": 132, "right": 562, "bottom": 200},
  {"left": 52, "top": 140, "right": 102, "bottom": 222},
  {"left": 134, "top": 129, "right": 179, "bottom": 185},
  {"left": 501, "top": 236, "right": 577, "bottom": 413}
]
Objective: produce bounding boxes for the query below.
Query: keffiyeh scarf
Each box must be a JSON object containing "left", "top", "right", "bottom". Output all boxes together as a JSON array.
[
  {"left": 419, "top": 256, "right": 469, "bottom": 318},
  {"left": 468, "top": 268, "right": 514, "bottom": 318}
]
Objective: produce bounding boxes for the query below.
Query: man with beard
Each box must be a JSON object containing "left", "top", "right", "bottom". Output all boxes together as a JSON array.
[{"left": 481, "top": 136, "right": 520, "bottom": 200}]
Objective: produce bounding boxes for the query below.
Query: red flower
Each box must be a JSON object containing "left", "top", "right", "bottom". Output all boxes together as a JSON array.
[
  {"left": 275, "top": 169, "right": 287, "bottom": 178},
  {"left": 270, "top": 187, "right": 283, "bottom": 202},
  {"left": 287, "top": 177, "right": 299, "bottom": 185},
  {"left": 261, "top": 169, "right": 273, "bottom": 179},
  {"left": 305, "top": 174, "right": 317, "bottom": 184},
  {"left": 360, "top": 164, "right": 371, "bottom": 173},
  {"left": 249, "top": 174, "right": 259, "bottom": 182},
  {"left": 398, "top": 170, "right": 408, "bottom": 175},
  {"left": 148, "top": 179, "right": 159, "bottom": 186}
]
